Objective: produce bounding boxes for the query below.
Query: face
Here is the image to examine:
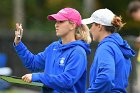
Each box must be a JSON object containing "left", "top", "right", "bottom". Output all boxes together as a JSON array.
[
  {"left": 55, "top": 20, "right": 75, "bottom": 37},
  {"left": 90, "top": 23, "right": 101, "bottom": 42},
  {"left": 131, "top": 9, "right": 140, "bottom": 21}
]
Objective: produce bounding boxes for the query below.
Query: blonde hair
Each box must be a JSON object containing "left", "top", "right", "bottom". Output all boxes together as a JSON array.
[{"left": 75, "top": 24, "right": 92, "bottom": 44}]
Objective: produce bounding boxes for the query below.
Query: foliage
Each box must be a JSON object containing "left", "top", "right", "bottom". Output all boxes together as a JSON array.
[{"left": 0, "top": 0, "right": 139, "bottom": 36}]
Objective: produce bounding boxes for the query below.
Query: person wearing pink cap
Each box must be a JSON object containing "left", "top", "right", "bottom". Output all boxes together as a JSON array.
[
  {"left": 82, "top": 8, "right": 135, "bottom": 93},
  {"left": 13, "top": 8, "right": 91, "bottom": 93}
]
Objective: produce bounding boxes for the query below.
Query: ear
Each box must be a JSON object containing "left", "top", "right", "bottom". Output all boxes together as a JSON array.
[
  {"left": 69, "top": 21, "right": 76, "bottom": 30},
  {"left": 98, "top": 24, "right": 103, "bottom": 32}
]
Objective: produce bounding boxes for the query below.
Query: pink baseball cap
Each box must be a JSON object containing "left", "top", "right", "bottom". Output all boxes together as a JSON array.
[{"left": 47, "top": 8, "right": 82, "bottom": 26}]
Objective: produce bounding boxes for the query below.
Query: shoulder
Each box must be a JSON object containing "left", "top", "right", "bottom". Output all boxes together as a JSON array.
[
  {"left": 97, "top": 42, "right": 117, "bottom": 55},
  {"left": 49, "top": 41, "right": 58, "bottom": 46},
  {"left": 99, "top": 41, "right": 117, "bottom": 50},
  {"left": 44, "top": 41, "right": 58, "bottom": 51},
  {"left": 71, "top": 46, "right": 86, "bottom": 56}
]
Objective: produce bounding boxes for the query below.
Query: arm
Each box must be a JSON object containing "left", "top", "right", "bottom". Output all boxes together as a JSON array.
[
  {"left": 87, "top": 48, "right": 115, "bottom": 93},
  {"left": 13, "top": 23, "right": 47, "bottom": 72},
  {"left": 14, "top": 41, "right": 46, "bottom": 72},
  {"left": 32, "top": 49, "right": 87, "bottom": 92}
]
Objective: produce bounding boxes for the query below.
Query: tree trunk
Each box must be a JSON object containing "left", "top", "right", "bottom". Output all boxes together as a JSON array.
[{"left": 13, "top": 0, "right": 25, "bottom": 25}]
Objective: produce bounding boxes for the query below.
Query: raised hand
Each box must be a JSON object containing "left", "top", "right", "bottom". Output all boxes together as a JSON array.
[{"left": 14, "top": 23, "right": 23, "bottom": 45}]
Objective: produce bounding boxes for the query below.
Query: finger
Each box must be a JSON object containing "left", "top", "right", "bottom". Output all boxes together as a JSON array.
[
  {"left": 22, "top": 74, "right": 31, "bottom": 83},
  {"left": 16, "top": 23, "right": 23, "bottom": 34},
  {"left": 26, "top": 77, "right": 31, "bottom": 83},
  {"left": 20, "top": 24, "right": 23, "bottom": 36},
  {"left": 22, "top": 75, "right": 25, "bottom": 80},
  {"left": 26, "top": 79, "right": 31, "bottom": 83},
  {"left": 16, "top": 24, "right": 21, "bottom": 37},
  {"left": 20, "top": 24, "right": 23, "bottom": 31},
  {"left": 15, "top": 31, "right": 18, "bottom": 36},
  {"left": 22, "top": 75, "right": 28, "bottom": 81},
  {"left": 24, "top": 78, "right": 28, "bottom": 82},
  {"left": 15, "top": 31, "right": 20, "bottom": 39},
  {"left": 19, "top": 24, "right": 22, "bottom": 29},
  {"left": 15, "top": 30, "right": 21, "bottom": 39},
  {"left": 22, "top": 75, "right": 26, "bottom": 81},
  {"left": 16, "top": 23, "right": 20, "bottom": 31},
  {"left": 24, "top": 75, "right": 30, "bottom": 83},
  {"left": 23, "top": 76, "right": 28, "bottom": 82},
  {"left": 21, "top": 29, "right": 23, "bottom": 37},
  {"left": 19, "top": 24, "right": 23, "bottom": 37}
]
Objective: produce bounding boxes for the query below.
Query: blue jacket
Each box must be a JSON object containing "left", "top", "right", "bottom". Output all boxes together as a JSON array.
[
  {"left": 86, "top": 33, "right": 135, "bottom": 93},
  {"left": 14, "top": 40, "right": 91, "bottom": 93}
]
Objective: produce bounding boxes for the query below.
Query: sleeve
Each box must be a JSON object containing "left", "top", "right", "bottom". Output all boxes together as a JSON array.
[
  {"left": 32, "top": 49, "right": 87, "bottom": 92},
  {"left": 86, "top": 48, "right": 115, "bottom": 93},
  {"left": 13, "top": 41, "right": 47, "bottom": 72}
]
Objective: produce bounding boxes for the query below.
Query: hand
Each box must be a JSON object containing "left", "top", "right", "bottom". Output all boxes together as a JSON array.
[
  {"left": 22, "top": 74, "right": 32, "bottom": 83},
  {"left": 14, "top": 23, "right": 23, "bottom": 45},
  {"left": 136, "top": 36, "right": 140, "bottom": 43}
]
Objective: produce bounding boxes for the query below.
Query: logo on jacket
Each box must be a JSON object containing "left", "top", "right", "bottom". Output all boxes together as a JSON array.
[{"left": 59, "top": 57, "right": 65, "bottom": 66}]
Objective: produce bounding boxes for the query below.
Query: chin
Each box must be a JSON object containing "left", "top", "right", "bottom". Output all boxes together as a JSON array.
[
  {"left": 56, "top": 33, "right": 62, "bottom": 37},
  {"left": 134, "top": 17, "right": 140, "bottom": 21},
  {"left": 92, "top": 37, "right": 97, "bottom": 42},
  {"left": 92, "top": 38, "right": 95, "bottom": 41}
]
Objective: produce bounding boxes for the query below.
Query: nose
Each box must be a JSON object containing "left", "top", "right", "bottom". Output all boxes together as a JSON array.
[{"left": 55, "top": 22, "right": 59, "bottom": 28}]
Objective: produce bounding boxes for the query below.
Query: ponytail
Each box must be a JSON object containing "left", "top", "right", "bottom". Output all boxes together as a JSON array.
[
  {"left": 104, "top": 16, "right": 125, "bottom": 33},
  {"left": 111, "top": 16, "right": 125, "bottom": 30},
  {"left": 75, "top": 24, "right": 92, "bottom": 44}
]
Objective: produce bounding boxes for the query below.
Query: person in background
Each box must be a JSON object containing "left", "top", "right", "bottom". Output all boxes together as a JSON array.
[
  {"left": 128, "top": 0, "right": 140, "bottom": 54},
  {"left": 128, "top": 0, "right": 140, "bottom": 21},
  {"left": 82, "top": 8, "right": 135, "bottom": 93},
  {"left": 13, "top": 8, "right": 91, "bottom": 93},
  {"left": 127, "top": 1, "right": 140, "bottom": 92},
  {"left": 128, "top": 0, "right": 140, "bottom": 43}
]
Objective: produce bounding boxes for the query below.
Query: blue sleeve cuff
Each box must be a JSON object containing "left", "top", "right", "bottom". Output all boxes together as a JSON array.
[
  {"left": 13, "top": 41, "right": 27, "bottom": 52},
  {"left": 32, "top": 73, "right": 41, "bottom": 82}
]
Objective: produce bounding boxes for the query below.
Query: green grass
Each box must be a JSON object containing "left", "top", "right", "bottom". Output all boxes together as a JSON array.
[{"left": 0, "top": 90, "right": 25, "bottom": 93}]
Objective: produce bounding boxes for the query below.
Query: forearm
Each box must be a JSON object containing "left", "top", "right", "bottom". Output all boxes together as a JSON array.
[
  {"left": 87, "top": 79, "right": 113, "bottom": 93},
  {"left": 14, "top": 42, "right": 45, "bottom": 71},
  {"left": 32, "top": 73, "right": 73, "bottom": 92}
]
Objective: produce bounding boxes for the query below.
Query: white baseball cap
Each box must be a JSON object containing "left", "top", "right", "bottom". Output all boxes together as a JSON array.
[{"left": 82, "top": 8, "right": 115, "bottom": 26}]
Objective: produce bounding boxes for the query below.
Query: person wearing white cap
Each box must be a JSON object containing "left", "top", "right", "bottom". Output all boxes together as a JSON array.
[{"left": 82, "top": 8, "right": 135, "bottom": 93}]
